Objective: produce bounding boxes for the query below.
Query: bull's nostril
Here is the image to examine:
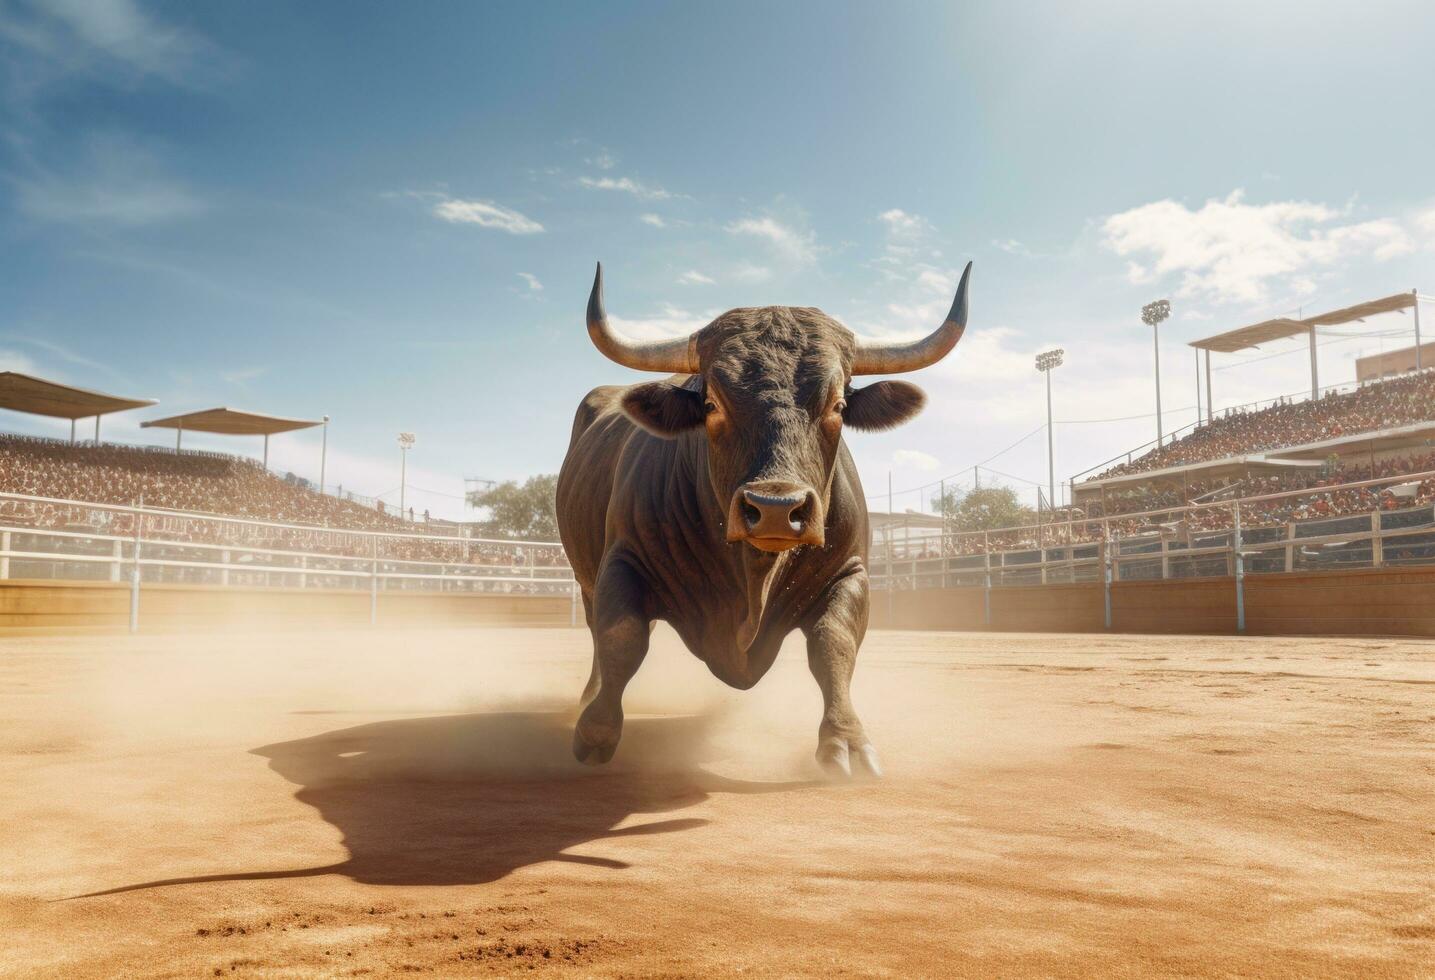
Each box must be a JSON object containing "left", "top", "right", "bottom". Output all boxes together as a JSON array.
[
  {"left": 741, "top": 501, "right": 762, "bottom": 529},
  {"left": 788, "top": 497, "right": 813, "bottom": 531}
]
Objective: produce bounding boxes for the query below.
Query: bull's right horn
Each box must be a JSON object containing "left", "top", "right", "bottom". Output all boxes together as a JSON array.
[
  {"left": 851, "top": 261, "right": 971, "bottom": 375},
  {"left": 586, "top": 262, "right": 699, "bottom": 373}
]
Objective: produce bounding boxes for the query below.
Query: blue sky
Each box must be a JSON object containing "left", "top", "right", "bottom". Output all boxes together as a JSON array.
[{"left": 3, "top": 0, "right": 1435, "bottom": 519}]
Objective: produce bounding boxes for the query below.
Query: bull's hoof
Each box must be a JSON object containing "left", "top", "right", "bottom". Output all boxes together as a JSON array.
[
  {"left": 573, "top": 703, "right": 622, "bottom": 766},
  {"left": 572, "top": 729, "right": 617, "bottom": 766},
  {"left": 816, "top": 738, "right": 883, "bottom": 781}
]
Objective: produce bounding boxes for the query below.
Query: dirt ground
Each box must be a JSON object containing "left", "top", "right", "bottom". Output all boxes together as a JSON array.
[{"left": 1, "top": 625, "right": 1432, "bottom": 978}]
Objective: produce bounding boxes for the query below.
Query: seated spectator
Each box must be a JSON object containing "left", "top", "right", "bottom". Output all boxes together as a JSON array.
[
  {"left": 0, "top": 434, "right": 570, "bottom": 575},
  {"left": 1097, "top": 372, "right": 1435, "bottom": 480}
]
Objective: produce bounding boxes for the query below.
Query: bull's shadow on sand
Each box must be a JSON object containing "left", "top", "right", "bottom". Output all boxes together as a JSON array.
[{"left": 74, "top": 708, "right": 814, "bottom": 897}]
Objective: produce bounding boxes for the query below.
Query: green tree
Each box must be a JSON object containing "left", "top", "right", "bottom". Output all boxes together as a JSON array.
[
  {"left": 467, "top": 473, "right": 559, "bottom": 540},
  {"left": 931, "top": 485, "right": 1035, "bottom": 531},
  {"left": 932, "top": 485, "right": 962, "bottom": 522}
]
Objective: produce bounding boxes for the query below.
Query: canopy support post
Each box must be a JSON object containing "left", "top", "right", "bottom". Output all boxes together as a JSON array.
[
  {"left": 1204, "top": 349, "right": 1213, "bottom": 422},
  {"left": 263, "top": 433, "right": 270, "bottom": 469},
  {"left": 176, "top": 422, "right": 182, "bottom": 453},
  {"left": 70, "top": 419, "right": 76, "bottom": 444},
  {"left": 1308, "top": 326, "right": 1319, "bottom": 399},
  {"left": 1414, "top": 289, "right": 1423, "bottom": 372},
  {"left": 1193, "top": 348, "right": 1201, "bottom": 423},
  {"left": 94, "top": 416, "right": 100, "bottom": 444}
]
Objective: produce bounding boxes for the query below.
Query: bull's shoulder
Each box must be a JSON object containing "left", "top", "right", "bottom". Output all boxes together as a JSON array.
[{"left": 569, "top": 385, "right": 628, "bottom": 443}]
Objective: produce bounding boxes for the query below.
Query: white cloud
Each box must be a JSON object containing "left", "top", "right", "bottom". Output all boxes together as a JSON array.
[
  {"left": 14, "top": 131, "right": 203, "bottom": 226},
  {"left": 608, "top": 305, "right": 712, "bottom": 342},
  {"left": 878, "top": 208, "right": 931, "bottom": 237},
  {"left": 726, "top": 216, "right": 817, "bottom": 264},
  {"left": 2, "top": 333, "right": 117, "bottom": 375},
  {"left": 638, "top": 212, "right": 666, "bottom": 228},
  {"left": 1102, "top": 189, "right": 1415, "bottom": 304},
  {"left": 577, "top": 175, "right": 674, "bottom": 200},
  {"left": 676, "top": 270, "right": 714, "bottom": 286},
  {"left": 915, "top": 268, "right": 955, "bottom": 295},
  {"left": 587, "top": 151, "right": 617, "bottom": 170},
  {"left": 892, "top": 449, "right": 939, "bottom": 471},
  {"left": 0, "top": 349, "right": 38, "bottom": 374},
  {"left": 517, "top": 272, "right": 543, "bottom": 291},
  {"left": 432, "top": 197, "right": 543, "bottom": 235},
  {"left": 992, "top": 238, "right": 1030, "bottom": 256},
  {"left": 0, "top": 0, "right": 217, "bottom": 85}
]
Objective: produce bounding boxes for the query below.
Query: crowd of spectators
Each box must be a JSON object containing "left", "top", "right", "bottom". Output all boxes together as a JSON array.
[
  {"left": 10, "top": 421, "right": 1433, "bottom": 586},
  {"left": 1097, "top": 371, "right": 1435, "bottom": 479},
  {"left": 0, "top": 434, "right": 408, "bottom": 529},
  {"left": 0, "top": 434, "right": 569, "bottom": 589},
  {"left": 876, "top": 448, "right": 1435, "bottom": 565}
]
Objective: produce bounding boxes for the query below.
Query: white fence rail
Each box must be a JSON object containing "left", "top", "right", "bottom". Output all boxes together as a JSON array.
[
  {"left": 869, "top": 468, "right": 1435, "bottom": 590},
  {"left": 6, "top": 469, "right": 1435, "bottom": 634},
  {"left": 0, "top": 493, "right": 577, "bottom": 631}
]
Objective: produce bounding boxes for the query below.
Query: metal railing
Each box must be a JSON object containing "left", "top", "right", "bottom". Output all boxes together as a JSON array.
[
  {"left": 870, "top": 467, "right": 1435, "bottom": 593},
  {"left": 7, "top": 469, "right": 1435, "bottom": 635},
  {"left": 0, "top": 493, "right": 577, "bottom": 631}
]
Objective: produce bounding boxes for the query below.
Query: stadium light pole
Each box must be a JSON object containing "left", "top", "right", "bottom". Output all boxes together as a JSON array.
[
  {"left": 398, "top": 432, "right": 415, "bottom": 519},
  {"left": 319, "top": 415, "right": 330, "bottom": 495},
  {"left": 1142, "top": 299, "right": 1171, "bottom": 446},
  {"left": 1035, "top": 348, "right": 1064, "bottom": 519}
]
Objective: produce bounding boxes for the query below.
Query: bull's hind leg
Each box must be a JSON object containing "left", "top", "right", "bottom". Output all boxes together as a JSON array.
[
  {"left": 577, "top": 591, "right": 600, "bottom": 711},
  {"left": 802, "top": 571, "right": 881, "bottom": 780},
  {"left": 573, "top": 559, "right": 650, "bottom": 765}
]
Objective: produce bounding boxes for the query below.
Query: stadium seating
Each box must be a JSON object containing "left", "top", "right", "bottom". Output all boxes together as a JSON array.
[
  {"left": 0, "top": 434, "right": 570, "bottom": 580},
  {"left": 1097, "top": 371, "right": 1435, "bottom": 479},
  {"left": 0, "top": 433, "right": 404, "bottom": 529}
]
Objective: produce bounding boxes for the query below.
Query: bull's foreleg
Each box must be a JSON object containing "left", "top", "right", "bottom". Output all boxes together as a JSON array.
[
  {"left": 802, "top": 571, "right": 881, "bottom": 780},
  {"left": 573, "top": 558, "right": 650, "bottom": 765}
]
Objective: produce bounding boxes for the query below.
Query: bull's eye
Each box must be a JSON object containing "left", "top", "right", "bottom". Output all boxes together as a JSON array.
[
  {"left": 833, "top": 400, "right": 847, "bottom": 416},
  {"left": 704, "top": 400, "right": 719, "bottom": 415}
]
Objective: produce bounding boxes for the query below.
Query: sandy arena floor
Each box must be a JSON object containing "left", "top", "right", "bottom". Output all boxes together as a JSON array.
[{"left": 1, "top": 625, "right": 1432, "bottom": 978}]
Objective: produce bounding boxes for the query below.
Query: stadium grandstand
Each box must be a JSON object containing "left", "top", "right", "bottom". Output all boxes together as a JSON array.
[
  {"left": 0, "top": 374, "right": 571, "bottom": 608},
  {"left": 1073, "top": 369, "right": 1435, "bottom": 517},
  {"left": 1063, "top": 290, "right": 1435, "bottom": 522}
]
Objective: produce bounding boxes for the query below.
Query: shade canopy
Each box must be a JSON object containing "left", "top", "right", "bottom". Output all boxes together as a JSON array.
[
  {"left": 141, "top": 407, "right": 322, "bottom": 436},
  {"left": 1190, "top": 292, "right": 1417, "bottom": 353},
  {"left": 0, "top": 371, "right": 157, "bottom": 420}
]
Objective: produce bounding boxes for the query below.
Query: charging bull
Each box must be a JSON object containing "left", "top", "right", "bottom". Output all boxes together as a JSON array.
[{"left": 557, "top": 261, "right": 971, "bottom": 777}]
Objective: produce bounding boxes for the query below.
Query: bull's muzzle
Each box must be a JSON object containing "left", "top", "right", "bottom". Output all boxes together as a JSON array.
[{"left": 727, "top": 482, "right": 824, "bottom": 551}]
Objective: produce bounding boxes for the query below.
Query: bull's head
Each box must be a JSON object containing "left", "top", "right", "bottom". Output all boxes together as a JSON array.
[{"left": 585, "top": 261, "right": 970, "bottom": 553}]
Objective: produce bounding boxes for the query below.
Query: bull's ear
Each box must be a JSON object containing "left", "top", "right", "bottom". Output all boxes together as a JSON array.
[
  {"left": 620, "top": 381, "right": 706, "bottom": 437},
  {"left": 844, "top": 380, "right": 926, "bottom": 431}
]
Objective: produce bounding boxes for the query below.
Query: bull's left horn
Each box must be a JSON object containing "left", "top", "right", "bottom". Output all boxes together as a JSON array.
[
  {"left": 851, "top": 261, "right": 971, "bottom": 375},
  {"left": 586, "top": 262, "right": 699, "bottom": 373}
]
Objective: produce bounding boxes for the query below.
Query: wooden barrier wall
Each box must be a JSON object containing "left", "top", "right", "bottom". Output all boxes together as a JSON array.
[
  {"left": 0, "top": 579, "right": 573, "bottom": 633},
  {"left": 1243, "top": 567, "right": 1435, "bottom": 637},
  {"left": 870, "top": 565, "right": 1435, "bottom": 637},
  {"left": 7, "top": 566, "right": 1435, "bottom": 637}
]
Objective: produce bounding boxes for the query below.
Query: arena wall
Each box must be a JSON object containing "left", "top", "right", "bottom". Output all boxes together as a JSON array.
[
  {"left": 1242, "top": 567, "right": 1435, "bottom": 636},
  {"left": 0, "top": 579, "right": 573, "bottom": 633},
  {"left": 869, "top": 566, "right": 1435, "bottom": 637},
  {"left": 7, "top": 566, "right": 1435, "bottom": 637}
]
